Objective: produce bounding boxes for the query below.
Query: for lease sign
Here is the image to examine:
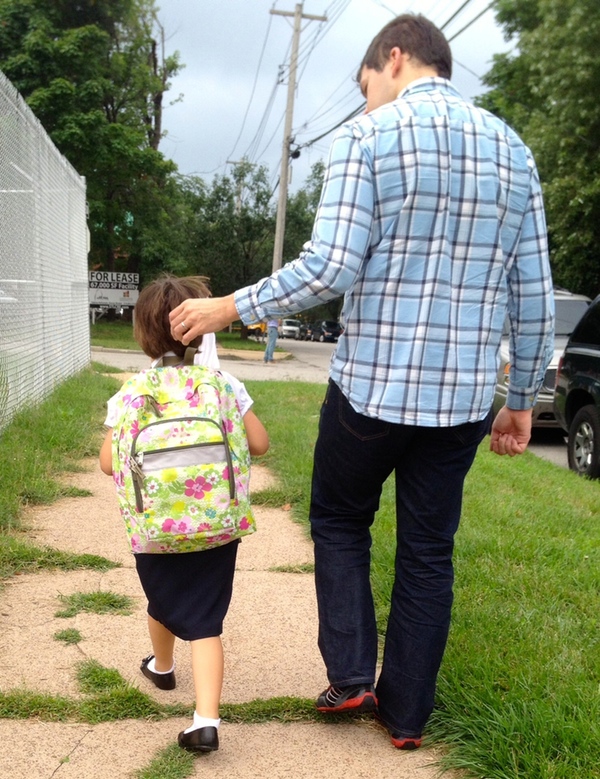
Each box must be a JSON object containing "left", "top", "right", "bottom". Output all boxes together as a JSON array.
[{"left": 88, "top": 271, "right": 139, "bottom": 308}]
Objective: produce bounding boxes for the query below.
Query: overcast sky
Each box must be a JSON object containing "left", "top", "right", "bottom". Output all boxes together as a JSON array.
[{"left": 154, "top": 0, "right": 512, "bottom": 191}]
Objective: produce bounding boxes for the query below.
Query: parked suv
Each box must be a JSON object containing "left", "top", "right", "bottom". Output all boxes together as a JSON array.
[
  {"left": 310, "top": 320, "right": 343, "bottom": 342},
  {"left": 492, "top": 288, "right": 590, "bottom": 427},
  {"left": 554, "top": 294, "right": 600, "bottom": 477}
]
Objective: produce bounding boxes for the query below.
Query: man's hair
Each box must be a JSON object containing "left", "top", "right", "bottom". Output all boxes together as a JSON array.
[
  {"left": 133, "top": 274, "right": 211, "bottom": 359},
  {"left": 357, "top": 13, "right": 452, "bottom": 81}
]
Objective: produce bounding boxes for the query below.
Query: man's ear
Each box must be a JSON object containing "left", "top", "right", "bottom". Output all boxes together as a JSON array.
[{"left": 388, "top": 46, "right": 403, "bottom": 77}]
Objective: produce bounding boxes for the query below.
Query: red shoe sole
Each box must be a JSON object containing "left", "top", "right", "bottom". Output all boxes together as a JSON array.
[
  {"left": 391, "top": 735, "right": 422, "bottom": 750},
  {"left": 316, "top": 691, "right": 378, "bottom": 713}
]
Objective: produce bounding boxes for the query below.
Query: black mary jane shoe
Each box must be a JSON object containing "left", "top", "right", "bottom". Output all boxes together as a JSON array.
[
  {"left": 178, "top": 725, "right": 219, "bottom": 752},
  {"left": 140, "top": 654, "right": 176, "bottom": 690}
]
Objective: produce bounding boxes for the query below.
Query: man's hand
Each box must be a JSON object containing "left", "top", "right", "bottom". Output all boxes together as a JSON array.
[
  {"left": 169, "top": 294, "right": 239, "bottom": 344},
  {"left": 490, "top": 406, "right": 532, "bottom": 456}
]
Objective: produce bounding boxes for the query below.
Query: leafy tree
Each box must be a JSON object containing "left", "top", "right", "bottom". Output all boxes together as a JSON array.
[
  {"left": 283, "top": 160, "right": 325, "bottom": 263},
  {"left": 182, "top": 161, "right": 275, "bottom": 299},
  {"left": 0, "top": 0, "right": 182, "bottom": 274},
  {"left": 478, "top": 0, "right": 600, "bottom": 295}
]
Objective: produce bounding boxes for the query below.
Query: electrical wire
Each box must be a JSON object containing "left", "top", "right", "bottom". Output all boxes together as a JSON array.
[
  {"left": 244, "top": 77, "right": 281, "bottom": 162},
  {"left": 224, "top": 10, "right": 275, "bottom": 162},
  {"left": 439, "top": 0, "right": 477, "bottom": 31},
  {"left": 447, "top": 1, "right": 495, "bottom": 42}
]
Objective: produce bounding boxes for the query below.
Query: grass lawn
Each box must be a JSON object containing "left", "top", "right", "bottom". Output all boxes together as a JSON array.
[{"left": 0, "top": 366, "right": 598, "bottom": 778}]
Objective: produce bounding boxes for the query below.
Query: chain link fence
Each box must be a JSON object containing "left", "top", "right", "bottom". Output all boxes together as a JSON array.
[{"left": 0, "top": 70, "right": 89, "bottom": 431}]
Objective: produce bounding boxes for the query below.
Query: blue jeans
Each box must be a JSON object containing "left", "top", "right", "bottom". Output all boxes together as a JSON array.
[
  {"left": 264, "top": 326, "right": 277, "bottom": 362},
  {"left": 309, "top": 380, "right": 490, "bottom": 738}
]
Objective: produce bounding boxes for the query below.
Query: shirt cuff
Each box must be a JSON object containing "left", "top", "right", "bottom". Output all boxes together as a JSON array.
[
  {"left": 234, "top": 286, "right": 265, "bottom": 325},
  {"left": 506, "top": 386, "right": 538, "bottom": 410}
]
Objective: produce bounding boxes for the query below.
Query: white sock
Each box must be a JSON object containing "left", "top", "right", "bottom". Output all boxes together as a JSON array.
[
  {"left": 184, "top": 712, "right": 221, "bottom": 734},
  {"left": 147, "top": 656, "right": 175, "bottom": 674}
]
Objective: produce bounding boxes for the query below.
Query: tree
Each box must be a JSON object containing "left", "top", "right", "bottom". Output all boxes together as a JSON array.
[
  {"left": 283, "top": 160, "right": 325, "bottom": 263},
  {"left": 0, "top": 0, "right": 182, "bottom": 274},
  {"left": 182, "top": 161, "right": 275, "bottom": 299},
  {"left": 478, "top": 0, "right": 600, "bottom": 295}
]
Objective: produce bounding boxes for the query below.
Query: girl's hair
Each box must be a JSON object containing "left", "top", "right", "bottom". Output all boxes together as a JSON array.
[
  {"left": 133, "top": 274, "right": 211, "bottom": 359},
  {"left": 357, "top": 13, "right": 452, "bottom": 81}
]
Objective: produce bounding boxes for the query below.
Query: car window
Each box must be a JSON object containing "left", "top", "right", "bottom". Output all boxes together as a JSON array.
[
  {"left": 502, "top": 298, "right": 589, "bottom": 337},
  {"left": 555, "top": 300, "right": 590, "bottom": 336},
  {"left": 570, "top": 300, "right": 600, "bottom": 346}
]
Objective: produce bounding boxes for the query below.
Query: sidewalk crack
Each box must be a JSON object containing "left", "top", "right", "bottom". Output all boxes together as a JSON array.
[{"left": 49, "top": 728, "right": 94, "bottom": 777}]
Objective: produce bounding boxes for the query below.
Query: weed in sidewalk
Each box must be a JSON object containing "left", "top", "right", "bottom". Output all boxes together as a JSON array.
[
  {"left": 54, "top": 628, "right": 83, "bottom": 645},
  {"left": 0, "top": 536, "right": 119, "bottom": 579},
  {"left": 55, "top": 591, "right": 133, "bottom": 618},
  {"left": 134, "top": 744, "right": 195, "bottom": 779}
]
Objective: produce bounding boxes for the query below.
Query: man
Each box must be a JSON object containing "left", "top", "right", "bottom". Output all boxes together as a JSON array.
[
  {"left": 263, "top": 317, "right": 279, "bottom": 363},
  {"left": 170, "top": 14, "right": 554, "bottom": 749}
]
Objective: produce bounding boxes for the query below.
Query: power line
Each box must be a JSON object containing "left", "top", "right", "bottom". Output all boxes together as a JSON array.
[
  {"left": 447, "top": 1, "right": 495, "bottom": 42},
  {"left": 439, "top": 0, "right": 476, "bottom": 31},
  {"left": 225, "top": 11, "right": 274, "bottom": 162}
]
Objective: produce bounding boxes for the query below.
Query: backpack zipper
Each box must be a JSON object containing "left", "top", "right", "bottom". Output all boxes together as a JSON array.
[{"left": 129, "top": 415, "right": 236, "bottom": 512}]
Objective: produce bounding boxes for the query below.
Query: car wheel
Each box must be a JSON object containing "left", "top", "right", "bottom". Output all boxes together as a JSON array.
[
  {"left": 319, "top": 334, "right": 325, "bottom": 342},
  {"left": 568, "top": 404, "right": 600, "bottom": 478}
]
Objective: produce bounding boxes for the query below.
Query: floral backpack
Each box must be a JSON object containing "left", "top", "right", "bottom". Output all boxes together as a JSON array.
[{"left": 110, "top": 359, "right": 255, "bottom": 554}]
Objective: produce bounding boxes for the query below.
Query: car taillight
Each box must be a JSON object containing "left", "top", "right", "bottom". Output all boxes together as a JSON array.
[
  {"left": 503, "top": 363, "right": 510, "bottom": 385},
  {"left": 555, "top": 355, "right": 564, "bottom": 388}
]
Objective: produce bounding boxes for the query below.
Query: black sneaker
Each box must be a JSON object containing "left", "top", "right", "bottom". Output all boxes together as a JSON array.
[
  {"left": 140, "top": 654, "right": 176, "bottom": 690},
  {"left": 316, "top": 684, "right": 378, "bottom": 713},
  {"left": 374, "top": 712, "right": 422, "bottom": 749}
]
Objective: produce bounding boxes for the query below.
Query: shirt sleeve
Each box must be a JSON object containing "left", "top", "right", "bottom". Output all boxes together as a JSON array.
[
  {"left": 234, "top": 123, "right": 375, "bottom": 325},
  {"left": 104, "top": 392, "right": 120, "bottom": 428},
  {"left": 219, "top": 370, "right": 254, "bottom": 416},
  {"left": 505, "top": 154, "right": 555, "bottom": 410}
]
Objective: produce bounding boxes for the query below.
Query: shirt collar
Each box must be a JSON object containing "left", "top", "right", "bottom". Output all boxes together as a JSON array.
[{"left": 397, "top": 76, "right": 461, "bottom": 101}]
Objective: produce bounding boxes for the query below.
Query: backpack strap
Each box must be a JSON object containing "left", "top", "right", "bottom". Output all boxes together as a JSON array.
[{"left": 156, "top": 346, "right": 198, "bottom": 367}]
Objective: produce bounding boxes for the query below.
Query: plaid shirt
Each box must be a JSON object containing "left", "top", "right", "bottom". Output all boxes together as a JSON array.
[{"left": 235, "top": 78, "right": 554, "bottom": 425}]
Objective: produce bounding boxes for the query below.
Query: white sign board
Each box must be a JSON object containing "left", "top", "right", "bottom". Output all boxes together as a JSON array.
[{"left": 89, "top": 271, "right": 139, "bottom": 308}]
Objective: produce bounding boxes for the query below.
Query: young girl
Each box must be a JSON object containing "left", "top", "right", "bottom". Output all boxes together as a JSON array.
[{"left": 99, "top": 275, "right": 269, "bottom": 753}]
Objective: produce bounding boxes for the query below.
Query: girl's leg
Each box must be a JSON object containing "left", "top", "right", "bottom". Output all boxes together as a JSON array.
[
  {"left": 190, "top": 635, "right": 224, "bottom": 718},
  {"left": 147, "top": 615, "right": 176, "bottom": 671}
]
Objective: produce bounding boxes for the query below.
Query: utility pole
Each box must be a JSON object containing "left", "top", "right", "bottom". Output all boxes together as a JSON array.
[{"left": 270, "top": 3, "right": 327, "bottom": 272}]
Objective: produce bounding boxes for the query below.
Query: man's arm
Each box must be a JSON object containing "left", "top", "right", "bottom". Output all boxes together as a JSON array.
[
  {"left": 491, "top": 154, "right": 554, "bottom": 457},
  {"left": 170, "top": 124, "right": 374, "bottom": 345}
]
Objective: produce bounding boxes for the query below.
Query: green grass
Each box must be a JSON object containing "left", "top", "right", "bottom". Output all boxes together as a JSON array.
[
  {"left": 55, "top": 591, "right": 133, "bottom": 618},
  {"left": 0, "top": 365, "right": 121, "bottom": 579},
  {"left": 0, "top": 536, "right": 119, "bottom": 579},
  {"left": 134, "top": 745, "right": 196, "bottom": 779},
  {"left": 53, "top": 628, "right": 83, "bottom": 645},
  {"left": 90, "top": 320, "right": 139, "bottom": 350},
  {"left": 0, "top": 367, "right": 120, "bottom": 532},
  {"left": 1, "top": 365, "right": 599, "bottom": 777}
]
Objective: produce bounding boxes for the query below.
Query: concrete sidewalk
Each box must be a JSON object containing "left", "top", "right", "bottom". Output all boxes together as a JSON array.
[{"left": 0, "top": 352, "right": 453, "bottom": 778}]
